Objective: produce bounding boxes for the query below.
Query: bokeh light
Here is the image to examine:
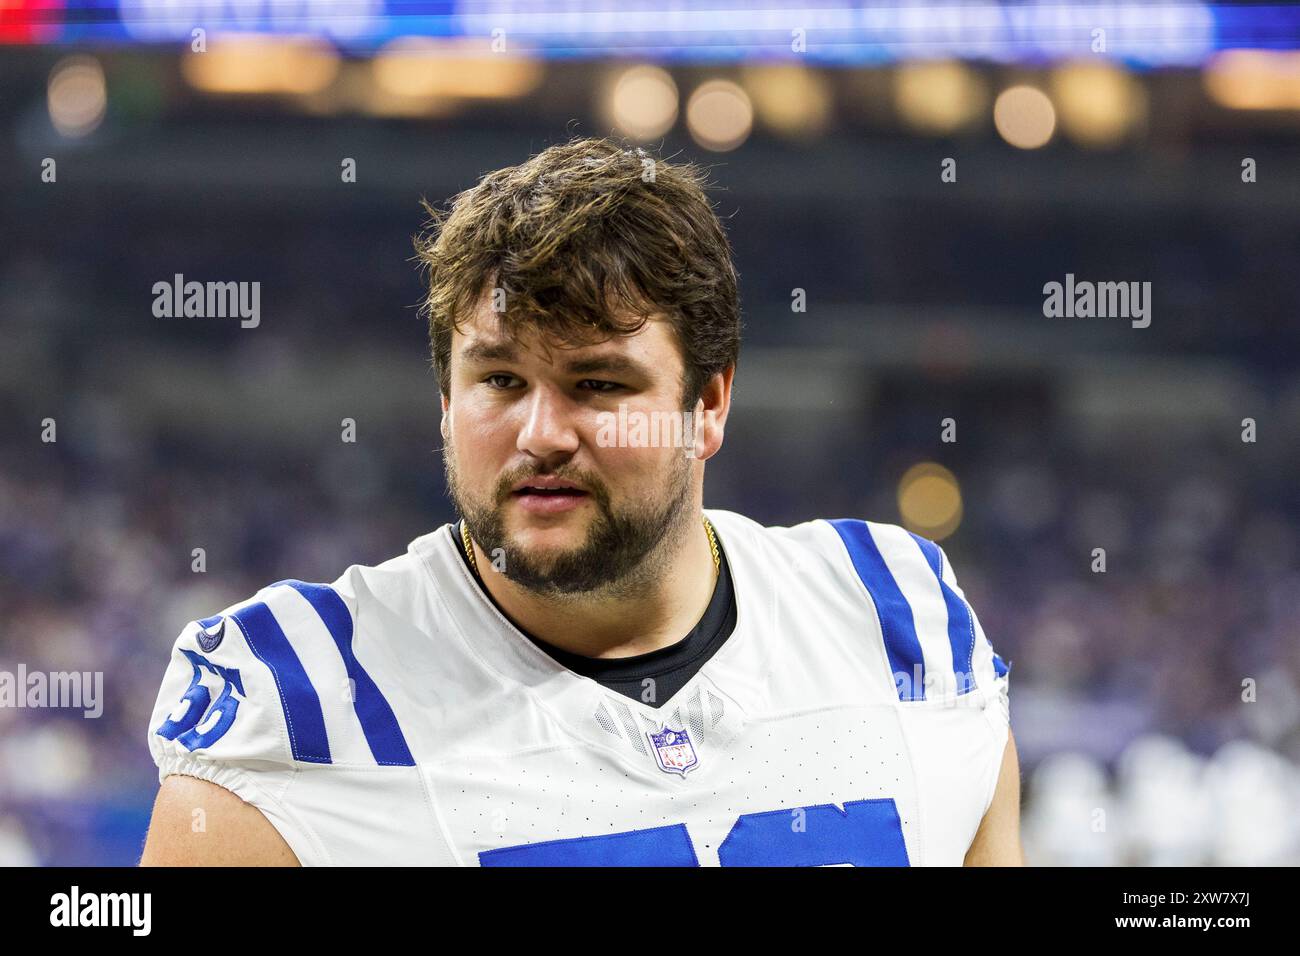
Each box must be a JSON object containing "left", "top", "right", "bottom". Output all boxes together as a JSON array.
[
  {"left": 183, "top": 35, "right": 340, "bottom": 95},
  {"left": 686, "top": 79, "right": 753, "bottom": 152},
  {"left": 1052, "top": 62, "right": 1147, "bottom": 147},
  {"left": 897, "top": 462, "right": 963, "bottom": 540},
  {"left": 894, "top": 60, "right": 987, "bottom": 134},
  {"left": 371, "top": 36, "right": 542, "bottom": 101},
  {"left": 743, "top": 64, "right": 832, "bottom": 137},
  {"left": 1204, "top": 50, "right": 1300, "bottom": 110},
  {"left": 605, "top": 65, "right": 678, "bottom": 141},
  {"left": 47, "top": 55, "right": 107, "bottom": 139},
  {"left": 993, "top": 84, "right": 1056, "bottom": 149}
]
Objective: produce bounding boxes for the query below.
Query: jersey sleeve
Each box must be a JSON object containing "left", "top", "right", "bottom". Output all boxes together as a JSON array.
[
  {"left": 821, "top": 517, "right": 1011, "bottom": 709},
  {"left": 818, "top": 517, "right": 1012, "bottom": 858},
  {"left": 931, "top": 541, "right": 1011, "bottom": 828},
  {"left": 146, "top": 583, "right": 352, "bottom": 866},
  {"left": 147, "top": 574, "right": 430, "bottom": 866},
  {"left": 936, "top": 542, "right": 1010, "bottom": 724}
]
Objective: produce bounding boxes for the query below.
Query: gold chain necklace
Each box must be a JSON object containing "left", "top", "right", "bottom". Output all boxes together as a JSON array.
[{"left": 461, "top": 515, "right": 720, "bottom": 578}]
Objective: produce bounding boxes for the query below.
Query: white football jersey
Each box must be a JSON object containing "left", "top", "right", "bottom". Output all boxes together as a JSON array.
[{"left": 146, "top": 509, "right": 1011, "bottom": 866}]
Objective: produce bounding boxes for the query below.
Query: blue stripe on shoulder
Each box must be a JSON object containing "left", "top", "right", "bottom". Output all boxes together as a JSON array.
[
  {"left": 993, "top": 653, "right": 1010, "bottom": 678},
  {"left": 827, "top": 519, "right": 926, "bottom": 701},
  {"left": 228, "top": 601, "right": 332, "bottom": 764},
  {"left": 274, "top": 580, "right": 416, "bottom": 768},
  {"left": 908, "top": 533, "right": 978, "bottom": 695}
]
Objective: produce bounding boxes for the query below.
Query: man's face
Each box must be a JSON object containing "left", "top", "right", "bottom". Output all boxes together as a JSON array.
[{"left": 441, "top": 291, "right": 701, "bottom": 596}]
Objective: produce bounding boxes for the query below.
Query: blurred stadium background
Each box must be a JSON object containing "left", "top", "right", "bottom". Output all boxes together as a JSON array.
[{"left": 2, "top": 0, "right": 1299, "bottom": 865}]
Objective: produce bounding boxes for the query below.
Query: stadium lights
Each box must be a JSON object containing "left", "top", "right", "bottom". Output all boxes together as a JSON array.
[
  {"left": 1204, "top": 50, "right": 1300, "bottom": 110},
  {"left": 47, "top": 55, "right": 107, "bottom": 138},
  {"left": 604, "top": 65, "right": 678, "bottom": 141},
  {"left": 993, "top": 84, "right": 1056, "bottom": 149},
  {"left": 371, "top": 37, "right": 543, "bottom": 101},
  {"left": 893, "top": 60, "right": 988, "bottom": 135},
  {"left": 686, "top": 79, "right": 753, "bottom": 152},
  {"left": 741, "top": 64, "right": 833, "bottom": 137},
  {"left": 181, "top": 34, "right": 339, "bottom": 95},
  {"left": 1051, "top": 62, "right": 1147, "bottom": 147},
  {"left": 897, "top": 462, "right": 963, "bottom": 541}
]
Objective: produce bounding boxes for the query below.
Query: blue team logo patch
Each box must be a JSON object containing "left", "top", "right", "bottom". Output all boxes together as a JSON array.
[
  {"left": 196, "top": 617, "right": 225, "bottom": 653},
  {"left": 647, "top": 726, "right": 699, "bottom": 776}
]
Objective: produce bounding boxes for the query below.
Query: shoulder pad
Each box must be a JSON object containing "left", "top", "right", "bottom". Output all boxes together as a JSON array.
[
  {"left": 147, "top": 579, "right": 414, "bottom": 774},
  {"left": 822, "top": 519, "right": 1010, "bottom": 704}
]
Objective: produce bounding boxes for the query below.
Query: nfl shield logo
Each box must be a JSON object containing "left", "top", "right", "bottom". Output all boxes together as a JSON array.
[{"left": 647, "top": 726, "right": 699, "bottom": 776}]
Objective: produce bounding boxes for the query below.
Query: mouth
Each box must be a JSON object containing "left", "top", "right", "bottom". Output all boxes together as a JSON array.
[
  {"left": 509, "top": 479, "right": 591, "bottom": 514},
  {"left": 510, "top": 476, "right": 588, "bottom": 495}
]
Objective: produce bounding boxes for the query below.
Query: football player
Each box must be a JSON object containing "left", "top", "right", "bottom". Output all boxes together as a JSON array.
[{"left": 140, "top": 138, "right": 1022, "bottom": 866}]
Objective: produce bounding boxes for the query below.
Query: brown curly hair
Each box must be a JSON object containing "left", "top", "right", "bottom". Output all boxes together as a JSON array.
[{"left": 413, "top": 136, "right": 741, "bottom": 405}]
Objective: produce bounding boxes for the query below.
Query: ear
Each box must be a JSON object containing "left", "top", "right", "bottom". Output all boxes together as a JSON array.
[
  {"left": 691, "top": 365, "right": 734, "bottom": 462},
  {"left": 440, "top": 391, "right": 450, "bottom": 440}
]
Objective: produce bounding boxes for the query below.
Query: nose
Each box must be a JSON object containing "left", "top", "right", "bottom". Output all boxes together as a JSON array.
[{"left": 516, "top": 383, "right": 580, "bottom": 466}]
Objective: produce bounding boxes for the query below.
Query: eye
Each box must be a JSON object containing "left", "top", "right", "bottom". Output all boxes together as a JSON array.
[
  {"left": 578, "top": 379, "right": 623, "bottom": 393},
  {"left": 483, "top": 373, "right": 519, "bottom": 389}
]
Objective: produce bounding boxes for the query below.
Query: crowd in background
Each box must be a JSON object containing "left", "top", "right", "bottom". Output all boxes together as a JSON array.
[
  {"left": 2, "top": 316, "right": 1296, "bottom": 863},
  {"left": 2, "top": 114, "right": 1298, "bottom": 865}
]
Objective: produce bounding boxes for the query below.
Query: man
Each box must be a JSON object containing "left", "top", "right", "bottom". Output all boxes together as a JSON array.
[{"left": 140, "top": 138, "right": 1022, "bottom": 866}]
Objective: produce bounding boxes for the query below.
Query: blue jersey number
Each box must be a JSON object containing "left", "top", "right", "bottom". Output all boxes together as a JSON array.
[
  {"left": 155, "top": 649, "right": 244, "bottom": 751},
  {"left": 479, "top": 798, "right": 909, "bottom": 866}
]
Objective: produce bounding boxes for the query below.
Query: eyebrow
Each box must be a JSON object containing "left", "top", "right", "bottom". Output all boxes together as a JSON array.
[
  {"left": 460, "top": 341, "right": 519, "bottom": 365},
  {"left": 459, "top": 341, "right": 651, "bottom": 379}
]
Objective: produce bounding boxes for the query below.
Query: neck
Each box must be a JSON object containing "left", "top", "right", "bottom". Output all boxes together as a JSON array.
[{"left": 465, "top": 510, "right": 718, "bottom": 659}]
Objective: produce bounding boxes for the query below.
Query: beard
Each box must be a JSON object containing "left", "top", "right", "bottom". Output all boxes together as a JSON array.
[{"left": 443, "top": 443, "right": 696, "bottom": 598}]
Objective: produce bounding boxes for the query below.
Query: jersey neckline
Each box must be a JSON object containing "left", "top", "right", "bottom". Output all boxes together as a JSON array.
[
  {"left": 409, "top": 510, "right": 777, "bottom": 747},
  {"left": 451, "top": 518, "right": 738, "bottom": 706}
]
